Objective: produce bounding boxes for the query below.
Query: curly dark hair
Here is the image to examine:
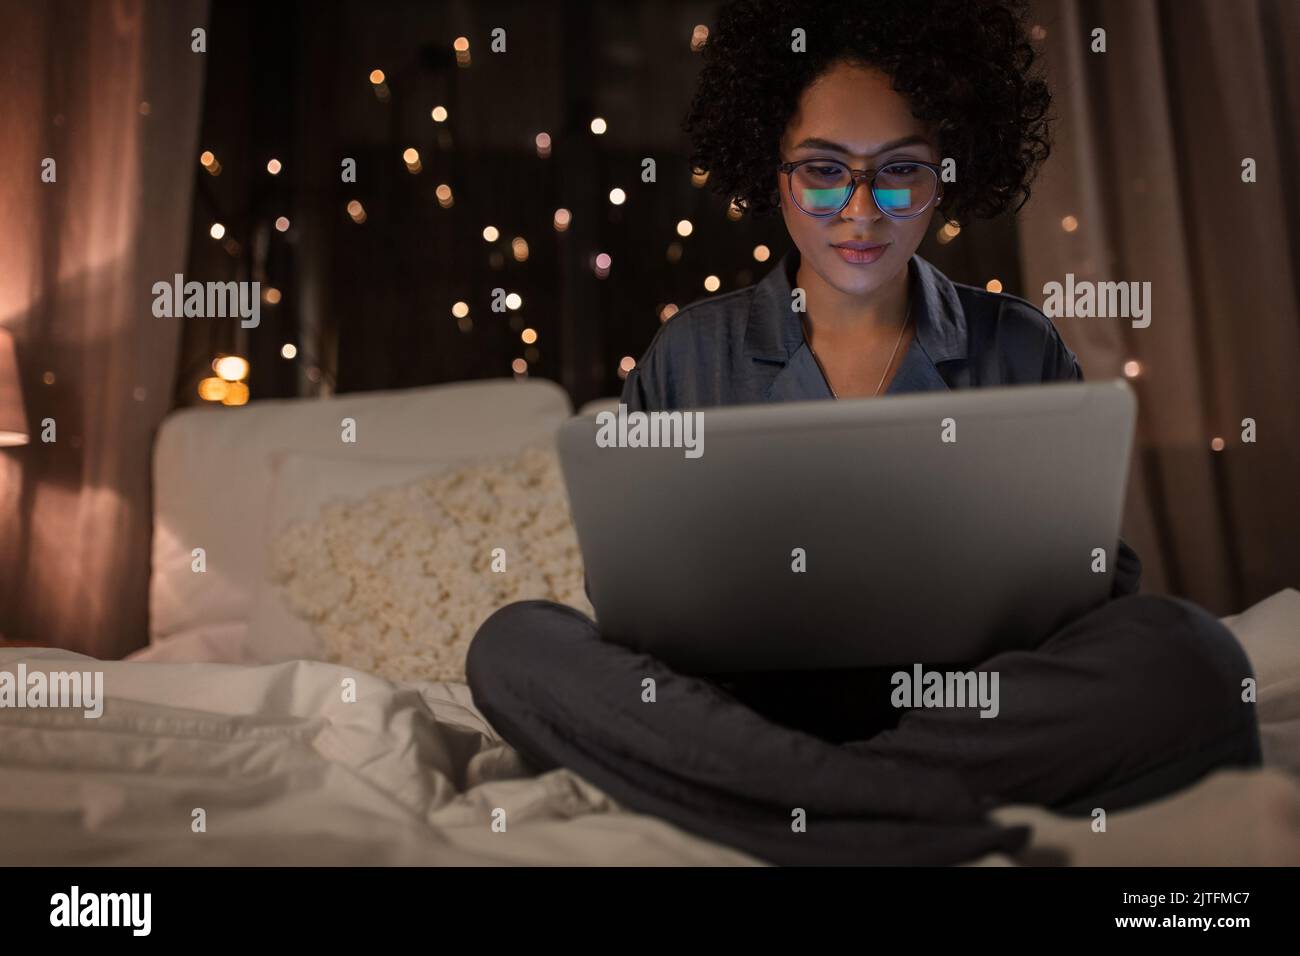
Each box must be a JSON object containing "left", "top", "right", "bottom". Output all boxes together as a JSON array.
[{"left": 683, "top": 0, "right": 1052, "bottom": 223}]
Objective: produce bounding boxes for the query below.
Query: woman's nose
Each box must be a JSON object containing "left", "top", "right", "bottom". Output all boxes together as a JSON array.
[{"left": 841, "top": 176, "right": 883, "bottom": 223}]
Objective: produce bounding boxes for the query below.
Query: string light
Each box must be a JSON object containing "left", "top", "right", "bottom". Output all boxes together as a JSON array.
[
  {"left": 727, "top": 200, "right": 744, "bottom": 220},
  {"left": 369, "top": 69, "right": 390, "bottom": 101},
  {"left": 1123, "top": 360, "right": 1142, "bottom": 378},
  {"left": 1061, "top": 215, "right": 1079, "bottom": 233},
  {"left": 263, "top": 287, "right": 282, "bottom": 304},
  {"left": 690, "top": 25, "right": 710, "bottom": 52},
  {"left": 505, "top": 292, "right": 522, "bottom": 310},
  {"left": 1210, "top": 437, "right": 1225, "bottom": 452},
  {"left": 210, "top": 52, "right": 834, "bottom": 400},
  {"left": 221, "top": 381, "right": 249, "bottom": 406},
  {"left": 214, "top": 355, "right": 249, "bottom": 382},
  {"left": 403, "top": 147, "right": 422, "bottom": 173},
  {"left": 937, "top": 221, "right": 960, "bottom": 244},
  {"left": 200, "top": 150, "right": 221, "bottom": 175},
  {"left": 454, "top": 36, "right": 471, "bottom": 67},
  {"left": 985, "top": 278, "right": 1002, "bottom": 293},
  {"left": 197, "top": 377, "right": 228, "bottom": 402}
]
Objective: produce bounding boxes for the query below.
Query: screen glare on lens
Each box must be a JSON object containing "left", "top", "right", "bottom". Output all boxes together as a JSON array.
[
  {"left": 801, "top": 187, "right": 851, "bottom": 209},
  {"left": 874, "top": 188, "right": 912, "bottom": 211}
]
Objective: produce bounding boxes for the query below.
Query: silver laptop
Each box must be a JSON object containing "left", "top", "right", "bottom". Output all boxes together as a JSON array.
[{"left": 557, "top": 380, "right": 1136, "bottom": 672}]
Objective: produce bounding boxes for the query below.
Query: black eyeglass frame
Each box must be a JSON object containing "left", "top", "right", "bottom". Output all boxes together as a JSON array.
[{"left": 777, "top": 158, "right": 945, "bottom": 220}]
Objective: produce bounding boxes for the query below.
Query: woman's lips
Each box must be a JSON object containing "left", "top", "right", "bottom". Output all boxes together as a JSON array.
[{"left": 832, "top": 241, "right": 889, "bottom": 265}]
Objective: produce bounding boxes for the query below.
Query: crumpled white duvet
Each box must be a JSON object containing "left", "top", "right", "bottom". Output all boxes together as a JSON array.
[
  {"left": 0, "top": 649, "right": 758, "bottom": 866},
  {"left": 6, "top": 587, "right": 1300, "bottom": 866}
]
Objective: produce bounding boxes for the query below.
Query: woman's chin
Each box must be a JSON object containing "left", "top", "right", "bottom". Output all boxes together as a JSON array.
[{"left": 818, "top": 257, "right": 892, "bottom": 299}]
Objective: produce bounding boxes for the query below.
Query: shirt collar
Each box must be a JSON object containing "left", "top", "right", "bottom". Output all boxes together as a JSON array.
[{"left": 743, "top": 248, "right": 969, "bottom": 368}]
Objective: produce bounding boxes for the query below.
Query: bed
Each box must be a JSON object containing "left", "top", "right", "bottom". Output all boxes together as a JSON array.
[{"left": 1, "top": 378, "right": 1298, "bottom": 865}]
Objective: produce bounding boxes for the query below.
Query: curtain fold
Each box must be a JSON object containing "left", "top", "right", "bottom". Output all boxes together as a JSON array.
[
  {"left": 0, "top": 0, "right": 209, "bottom": 657},
  {"left": 1021, "top": 0, "right": 1300, "bottom": 614}
]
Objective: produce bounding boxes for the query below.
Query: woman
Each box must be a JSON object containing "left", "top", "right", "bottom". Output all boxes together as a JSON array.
[{"left": 466, "top": 0, "right": 1260, "bottom": 865}]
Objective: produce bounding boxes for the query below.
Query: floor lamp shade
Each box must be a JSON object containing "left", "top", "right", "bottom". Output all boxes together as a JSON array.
[{"left": 0, "top": 328, "right": 29, "bottom": 446}]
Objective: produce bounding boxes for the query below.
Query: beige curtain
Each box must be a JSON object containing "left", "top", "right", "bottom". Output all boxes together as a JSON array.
[
  {"left": 0, "top": 0, "right": 208, "bottom": 656},
  {"left": 1021, "top": 0, "right": 1300, "bottom": 615}
]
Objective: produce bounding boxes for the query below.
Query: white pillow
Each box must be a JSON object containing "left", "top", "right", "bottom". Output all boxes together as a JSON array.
[
  {"left": 247, "top": 444, "right": 594, "bottom": 682},
  {"left": 243, "top": 453, "right": 459, "bottom": 662}
]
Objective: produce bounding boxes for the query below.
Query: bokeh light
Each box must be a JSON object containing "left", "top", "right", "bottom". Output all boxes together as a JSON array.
[{"left": 214, "top": 355, "right": 249, "bottom": 382}]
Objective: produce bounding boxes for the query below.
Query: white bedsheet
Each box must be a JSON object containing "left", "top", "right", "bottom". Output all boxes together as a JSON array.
[
  {"left": 9, "top": 588, "right": 1300, "bottom": 866},
  {"left": 0, "top": 649, "right": 759, "bottom": 865}
]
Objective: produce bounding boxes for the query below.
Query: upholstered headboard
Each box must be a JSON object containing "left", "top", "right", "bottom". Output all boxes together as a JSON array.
[{"left": 149, "top": 378, "right": 577, "bottom": 643}]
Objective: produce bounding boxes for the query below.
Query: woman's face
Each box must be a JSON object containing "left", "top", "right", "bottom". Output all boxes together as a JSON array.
[{"left": 778, "top": 59, "right": 941, "bottom": 300}]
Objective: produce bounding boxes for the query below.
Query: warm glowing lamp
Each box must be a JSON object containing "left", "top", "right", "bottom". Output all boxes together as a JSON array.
[{"left": 0, "top": 328, "right": 29, "bottom": 446}]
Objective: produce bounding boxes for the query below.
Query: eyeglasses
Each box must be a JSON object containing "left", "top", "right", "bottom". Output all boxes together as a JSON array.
[{"left": 777, "top": 158, "right": 943, "bottom": 220}]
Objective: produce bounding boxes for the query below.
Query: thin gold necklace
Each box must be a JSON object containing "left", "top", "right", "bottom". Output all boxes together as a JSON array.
[{"left": 802, "top": 302, "right": 912, "bottom": 399}]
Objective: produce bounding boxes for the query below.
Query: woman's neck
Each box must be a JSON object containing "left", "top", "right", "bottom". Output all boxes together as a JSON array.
[{"left": 797, "top": 257, "right": 911, "bottom": 337}]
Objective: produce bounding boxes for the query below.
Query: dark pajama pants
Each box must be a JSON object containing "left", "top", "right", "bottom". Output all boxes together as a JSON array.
[{"left": 465, "top": 594, "right": 1262, "bottom": 865}]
